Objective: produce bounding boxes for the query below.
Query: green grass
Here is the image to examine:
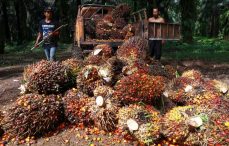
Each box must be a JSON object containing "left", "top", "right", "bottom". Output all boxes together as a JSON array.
[
  {"left": 0, "top": 41, "right": 72, "bottom": 67},
  {"left": 4, "top": 41, "right": 71, "bottom": 54},
  {"left": 163, "top": 37, "right": 229, "bottom": 63},
  {"left": 3, "top": 37, "right": 229, "bottom": 63}
]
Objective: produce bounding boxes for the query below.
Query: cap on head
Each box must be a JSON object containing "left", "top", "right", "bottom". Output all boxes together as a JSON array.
[{"left": 44, "top": 7, "right": 53, "bottom": 12}]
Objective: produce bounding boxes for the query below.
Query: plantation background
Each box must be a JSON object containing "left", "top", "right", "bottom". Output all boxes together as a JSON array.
[{"left": 0, "top": 0, "right": 229, "bottom": 62}]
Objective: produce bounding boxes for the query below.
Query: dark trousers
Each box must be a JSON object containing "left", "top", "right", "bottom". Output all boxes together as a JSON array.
[{"left": 149, "top": 40, "right": 162, "bottom": 60}]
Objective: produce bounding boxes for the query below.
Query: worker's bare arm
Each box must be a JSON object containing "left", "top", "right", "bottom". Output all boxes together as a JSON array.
[
  {"left": 160, "top": 18, "right": 166, "bottom": 44},
  {"left": 148, "top": 17, "right": 165, "bottom": 23},
  {"left": 35, "top": 32, "right": 42, "bottom": 47},
  {"left": 148, "top": 17, "right": 154, "bottom": 23},
  {"left": 160, "top": 17, "right": 165, "bottom": 23}
]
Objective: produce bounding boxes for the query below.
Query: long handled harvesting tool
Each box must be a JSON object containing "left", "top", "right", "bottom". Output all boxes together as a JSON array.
[{"left": 31, "top": 24, "right": 68, "bottom": 50}]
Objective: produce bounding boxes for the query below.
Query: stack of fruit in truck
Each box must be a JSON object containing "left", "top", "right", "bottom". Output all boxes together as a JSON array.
[
  {"left": 73, "top": 3, "right": 181, "bottom": 59},
  {"left": 74, "top": 4, "right": 146, "bottom": 51}
]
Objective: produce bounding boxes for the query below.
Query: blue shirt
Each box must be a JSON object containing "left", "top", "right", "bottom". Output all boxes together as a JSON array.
[{"left": 39, "top": 19, "right": 59, "bottom": 47}]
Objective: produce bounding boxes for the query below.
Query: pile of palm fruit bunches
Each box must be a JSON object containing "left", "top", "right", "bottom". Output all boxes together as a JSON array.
[
  {"left": 85, "top": 4, "right": 135, "bottom": 40},
  {"left": 0, "top": 36, "right": 229, "bottom": 145}
]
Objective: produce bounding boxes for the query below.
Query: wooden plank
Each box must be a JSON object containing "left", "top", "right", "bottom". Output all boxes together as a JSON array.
[
  {"left": 167, "top": 24, "right": 169, "bottom": 39},
  {"left": 148, "top": 22, "right": 181, "bottom": 40},
  {"left": 175, "top": 25, "right": 180, "bottom": 38},
  {"left": 159, "top": 23, "right": 162, "bottom": 38},
  {"left": 149, "top": 38, "right": 180, "bottom": 41},
  {"left": 144, "top": 10, "right": 147, "bottom": 20},
  {"left": 81, "top": 40, "right": 124, "bottom": 47},
  {"left": 138, "top": 13, "right": 142, "bottom": 21},
  {"left": 168, "top": 24, "right": 173, "bottom": 39},
  {"left": 153, "top": 23, "right": 155, "bottom": 38},
  {"left": 162, "top": 23, "right": 166, "bottom": 38},
  {"left": 130, "top": 8, "right": 148, "bottom": 22},
  {"left": 77, "top": 16, "right": 84, "bottom": 44},
  {"left": 75, "top": 21, "right": 78, "bottom": 46}
]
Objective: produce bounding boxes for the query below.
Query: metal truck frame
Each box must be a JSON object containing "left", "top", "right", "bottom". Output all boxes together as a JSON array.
[{"left": 72, "top": 3, "right": 181, "bottom": 59}]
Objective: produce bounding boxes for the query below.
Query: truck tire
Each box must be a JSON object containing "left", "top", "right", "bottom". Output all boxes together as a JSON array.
[{"left": 72, "top": 44, "right": 84, "bottom": 60}]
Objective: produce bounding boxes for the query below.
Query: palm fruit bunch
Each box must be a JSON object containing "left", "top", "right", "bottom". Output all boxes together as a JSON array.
[
  {"left": 95, "top": 44, "right": 113, "bottom": 58},
  {"left": 217, "top": 97, "right": 229, "bottom": 112},
  {"left": 113, "top": 18, "right": 127, "bottom": 29},
  {"left": 62, "top": 58, "right": 83, "bottom": 77},
  {"left": 163, "top": 77, "right": 203, "bottom": 104},
  {"left": 23, "top": 63, "right": 36, "bottom": 82},
  {"left": 76, "top": 65, "right": 104, "bottom": 96},
  {"left": 122, "top": 61, "right": 150, "bottom": 76},
  {"left": 84, "top": 44, "right": 113, "bottom": 65},
  {"left": 158, "top": 96, "right": 177, "bottom": 114},
  {"left": 98, "top": 64, "right": 115, "bottom": 85},
  {"left": 103, "top": 14, "right": 114, "bottom": 23},
  {"left": 164, "top": 65, "right": 177, "bottom": 79},
  {"left": 117, "top": 36, "right": 147, "bottom": 64},
  {"left": 89, "top": 86, "right": 119, "bottom": 132},
  {"left": 22, "top": 60, "right": 48, "bottom": 94},
  {"left": 111, "top": 4, "right": 131, "bottom": 20},
  {"left": 201, "top": 93, "right": 229, "bottom": 114},
  {"left": 181, "top": 69, "right": 203, "bottom": 81},
  {"left": 184, "top": 111, "right": 229, "bottom": 145},
  {"left": 122, "top": 24, "right": 135, "bottom": 40},
  {"left": 84, "top": 54, "right": 103, "bottom": 66},
  {"left": 157, "top": 140, "right": 179, "bottom": 146},
  {"left": 115, "top": 73, "right": 165, "bottom": 104},
  {"left": 95, "top": 27, "right": 110, "bottom": 40},
  {"left": 187, "top": 91, "right": 222, "bottom": 106},
  {"left": 23, "top": 60, "right": 60, "bottom": 82},
  {"left": 204, "top": 79, "right": 228, "bottom": 95},
  {"left": 63, "top": 88, "right": 94, "bottom": 125},
  {"left": 95, "top": 19, "right": 113, "bottom": 39},
  {"left": 97, "top": 19, "right": 113, "bottom": 30},
  {"left": 148, "top": 61, "right": 176, "bottom": 80},
  {"left": 1, "top": 94, "right": 63, "bottom": 140},
  {"left": 164, "top": 76, "right": 223, "bottom": 106},
  {"left": 26, "top": 60, "right": 74, "bottom": 94},
  {"left": 117, "top": 104, "right": 161, "bottom": 145},
  {"left": 92, "top": 4, "right": 132, "bottom": 40},
  {"left": 85, "top": 19, "right": 96, "bottom": 39},
  {"left": 225, "top": 91, "right": 229, "bottom": 100},
  {"left": 109, "top": 28, "right": 125, "bottom": 40},
  {"left": 98, "top": 15, "right": 128, "bottom": 40},
  {"left": 161, "top": 106, "right": 199, "bottom": 144},
  {"left": 93, "top": 86, "right": 114, "bottom": 98},
  {"left": 119, "top": 37, "right": 147, "bottom": 54},
  {"left": 0, "top": 111, "right": 4, "bottom": 137},
  {"left": 162, "top": 105, "right": 229, "bottom": 145},
  {"left": 106, "top": 57, "right": 127, "bottom": 83}
]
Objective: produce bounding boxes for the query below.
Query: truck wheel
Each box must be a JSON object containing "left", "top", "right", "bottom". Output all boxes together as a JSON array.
[{"left": 72, "top": 45, "right": 83, "bottom": 60}]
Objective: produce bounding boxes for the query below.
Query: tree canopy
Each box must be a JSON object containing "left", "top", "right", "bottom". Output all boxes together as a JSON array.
[{"left": 0, "top": 0, "right": 228, "bottom": 53}]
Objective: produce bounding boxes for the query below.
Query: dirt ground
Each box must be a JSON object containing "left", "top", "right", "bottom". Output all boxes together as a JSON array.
[
  {"left": 0, "top": 49, "right": 134, "bottom": 146},
  {"left": 0, "top": 66, "right": 134, "bottom": 146},
  {"left": 0, "top": 49, "right": 229, "bottom": 146}
]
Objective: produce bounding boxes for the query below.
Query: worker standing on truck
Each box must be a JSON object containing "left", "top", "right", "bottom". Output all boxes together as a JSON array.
[
  {"left": 34, "top": 7, "right": 60, "bottom": 61},
  {"left": 148, "top": 8, "right": 165, "bottom": 60}
]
